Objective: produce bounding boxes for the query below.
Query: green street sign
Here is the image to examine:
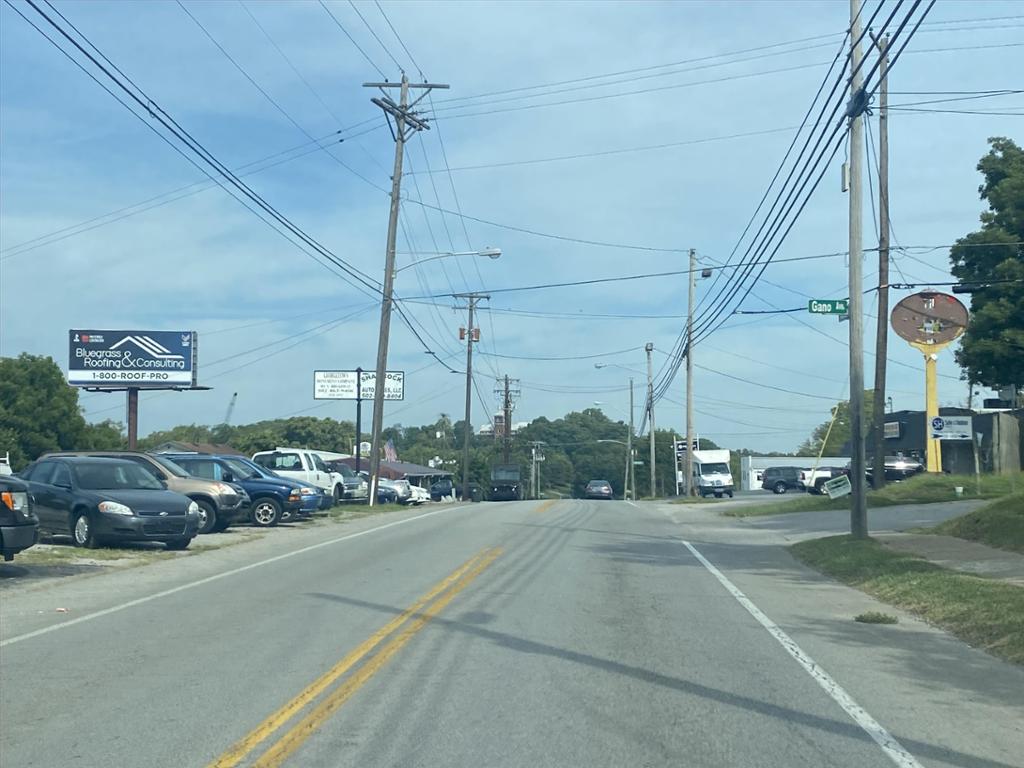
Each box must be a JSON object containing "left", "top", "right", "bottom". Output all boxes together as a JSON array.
[{"left": 808, "top": 298, "right": 849, "bottom": 315}]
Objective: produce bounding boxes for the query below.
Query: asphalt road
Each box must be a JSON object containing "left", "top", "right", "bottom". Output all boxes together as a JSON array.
[{"left": 1, "top": 499, "right": 1021, "bottom": 768}]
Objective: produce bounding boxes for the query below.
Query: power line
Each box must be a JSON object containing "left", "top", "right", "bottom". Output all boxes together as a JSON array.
[
  {"left": 13, "top": 0, "right": 381, "bottom": 300},
  {"left": 373, "top": 0, "right": 423, "bottom": 77},
  {"left": 477, "top": 346, "right": 642, "bottom": 362},
  {"left": 347, "top": 0, "right": 403, "bottom": 72},
  {"left": 317, "top": 0, "right": 384, "bottom": 78}
]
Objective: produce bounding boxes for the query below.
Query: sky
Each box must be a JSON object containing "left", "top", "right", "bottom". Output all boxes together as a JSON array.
[{"left": 1, "top": 0, "right": 1021, "bottom": 454}]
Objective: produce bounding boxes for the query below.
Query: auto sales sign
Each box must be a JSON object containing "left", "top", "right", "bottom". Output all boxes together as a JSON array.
[{"left": 68, "top": 330, "right": 197, "bottom": 388}]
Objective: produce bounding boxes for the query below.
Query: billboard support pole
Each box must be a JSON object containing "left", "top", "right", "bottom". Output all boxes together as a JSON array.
[
  {"left": 355, "top": 368, "right": 362, "bottom": 475},
  {"left": 126, "top": 388, "right": 139, "bottom": 449}
]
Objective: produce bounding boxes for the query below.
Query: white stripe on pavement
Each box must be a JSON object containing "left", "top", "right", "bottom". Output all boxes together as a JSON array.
[
  {"left": 0, "top": 504, "right": 469, "bottom": 648},
  {"left": 681, "top": 540, "right": 923, "bottom": 768}
]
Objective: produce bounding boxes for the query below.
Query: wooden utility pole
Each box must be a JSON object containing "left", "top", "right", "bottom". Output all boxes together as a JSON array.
[
  {"left": 870, "top": 31, "right": 891, "bottom": 491},
  {"left": 684, "top": 247, "right": 697, "bottom": 497},
  {"left": 847, "top": 0, "right": 868, "bottom": 537},
  {"left": 645, "top": 342, "right": 656, "bottom": 499},
  {"left": 364, "top": 75, "right": 448, "bottom": 506},
  {"left": 625, "top": 378, "right": 634, "bottom": 500},
  {"left": 455, "top": 292, "right": 488, "bottom": 501}
]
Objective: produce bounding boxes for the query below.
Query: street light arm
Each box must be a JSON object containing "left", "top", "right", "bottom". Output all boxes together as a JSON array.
[{"left": 394, "top": 248, "right": 501, "bottom": 274}]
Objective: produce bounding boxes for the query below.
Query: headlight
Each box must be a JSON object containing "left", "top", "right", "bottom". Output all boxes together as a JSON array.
[
  {"left": 187, "top": 501, "right": 200, "bottom": 515},
  {"left": 98, "top": 501, "right": 133, "bottom": 516},
  {"left": 216, "top": 483, "right": 235, "bottom": 495},
  {"left": 299, "top": 487, "right": 316, "bottom": 495}
]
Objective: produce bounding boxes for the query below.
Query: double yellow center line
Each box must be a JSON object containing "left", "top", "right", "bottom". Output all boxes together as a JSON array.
[{"left": 209, "top": 547, "right": 502, "bottom": 768}]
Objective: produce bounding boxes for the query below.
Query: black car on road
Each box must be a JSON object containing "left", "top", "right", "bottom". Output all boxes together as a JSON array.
[
  {"left": 761, "top": 466, "right": 803, "bottom": 494},
  {"left": 1, "top": 474, "right": 39, "bottom": 561},
  {"left": 584, "top": 480, "right": 614, "bottom": 500},
  {"left": 20, "top": 457, "right": 200, "bottom": 549}
]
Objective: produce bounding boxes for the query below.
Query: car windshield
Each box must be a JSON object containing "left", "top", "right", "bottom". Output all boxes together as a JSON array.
[
  {"left": 75, "top": 462, "right": 164, "bottom": 490},
  {"left": 147, "top": 454, "right": 190, "bottom": 477},
  {"left": 222, "top": 458, "right": 259, "bottom": 479},
  {"left": 701, "top": 463, "right": 730, "bottom": 474}
]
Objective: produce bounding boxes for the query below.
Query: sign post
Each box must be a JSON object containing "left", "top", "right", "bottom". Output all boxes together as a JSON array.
[
  {"left": 890, "top": 292, "right": 969, "bottom": 473},
  {"left": 314, "top": 370, "right": 405, "bottom": 472}
]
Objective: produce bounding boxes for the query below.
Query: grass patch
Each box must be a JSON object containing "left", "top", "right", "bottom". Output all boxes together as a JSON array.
[
  {"left": 791, "top": 535, "right": 1024, "bottom": 664},
  {"left": 326, "top": 502, "right": 410, "bottom": 521},
  {"left": 931, "top": 494, "right": 1024, "bottom": 554},
  {"left": 727, "top": 472, "right": 1024, "bottom": 517},
  {"left": 15, "top": 542, "right": 174, "bottom": 566},
  {"left": 854, "top": 611, "right": 898, "bottom": 624}
]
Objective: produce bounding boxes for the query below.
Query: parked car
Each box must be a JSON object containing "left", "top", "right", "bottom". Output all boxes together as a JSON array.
[
  {"left": 761, "top": 466, "right": 803, "bottom": 494},
  {"left": 19, "top": 457, "right": 199, "bottom": 549},
  {"left": 842, "top": 455, "right": 926, "bottom": 484},
  {"left": 252, "top": 448, "right": 347, "bottom": 504},
  {"left": 47, "top": 451, "right": 246, "bottom": 535},
  {"left": 429, "top": 478, "right": 482, "bottom": 502},
  {"left": 161, "top": 453, "right": 318, "bottom": 527},
  {"left": 228, "top": 456, "right": 325, "bottom": 516},
  {"left": 408, "top": 484, "right": 430, "bottom": 504},
  {"left": 1, "top": 474, "right": 39, "bottom": 561},
  {"left": 584, "top": 480, "right": 614, "bottom": 500},
  {"left": 325, "top": 461, "right": 369, "bottom": 502},
  {"left": 358, "top": 472, "right": 415, "bottom": 505}
]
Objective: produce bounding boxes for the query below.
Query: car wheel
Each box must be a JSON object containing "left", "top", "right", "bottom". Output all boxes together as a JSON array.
[
  {"left": 333, "top": 485, "right": 344, "bottom": 505},
  {"left": 773, "top": 482, "right": 788, "bottom": 494},
  {"left": 195, "top": 500, "right": 217, "bottom": 535},
  {"left": 250, "top": 498, "right": 281, "bottom": 528},
  {"left": 71, "top": 511, "right": 99, "bottom": 549},
  {"left": 280, "top": 505, "right": 295, "bottom": 523},
  {"left": 165, "top": 538, "right": 191, "bottom": 551},
  {"left": 727, "top": 491, "right": 734, "bottom": 498}
]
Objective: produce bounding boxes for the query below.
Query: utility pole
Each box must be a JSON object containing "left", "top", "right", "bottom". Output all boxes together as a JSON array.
[
  {"left": 495, "top": 374, "right": 519, "bottom": 464},
  {"left": 364, "top": 74, "right": 449, "bottom": 506},
  {"left": 869, "top": 31, "right": 890, "bottom": 491},
  {"left": 684, "top": 247, "right": 697, "bottom": 497},
  {"left": 455, "top": 292, "right": 488, "bottom": 501},
  {"left": 624, "top": 377, "right": 634, "bottom": 500},
  {"left": 645, "top": 342, "right": 656, "bottom": 499},
  {"left": 847, "top": 0, "right": 868, "bottom": 538}
]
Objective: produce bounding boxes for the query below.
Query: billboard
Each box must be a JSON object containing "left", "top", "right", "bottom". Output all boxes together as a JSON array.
[
  {"left": 68, "top": 330, "right": 197, "bottom": 388},
  {"left": 313, "top": 370, "right": 404, "bottom": 401}
]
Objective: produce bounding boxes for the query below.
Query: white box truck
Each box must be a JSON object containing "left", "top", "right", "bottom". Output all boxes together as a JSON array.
[{"left": 691, "top": 449, "right": 735, "bottom": 498}]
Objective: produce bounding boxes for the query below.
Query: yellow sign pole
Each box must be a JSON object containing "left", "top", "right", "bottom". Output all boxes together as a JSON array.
[{"left": 911, "top": 341, "right": 950, "bottom": 473}]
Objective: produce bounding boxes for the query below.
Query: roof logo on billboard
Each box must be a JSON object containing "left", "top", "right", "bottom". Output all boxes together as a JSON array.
[{"left": 109, "top": 335, "right": 185, "bottom": 360}]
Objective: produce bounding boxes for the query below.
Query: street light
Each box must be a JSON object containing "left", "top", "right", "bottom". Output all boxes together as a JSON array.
[{"left": 394, "top": 248, "right": 501, "bottom": 274}]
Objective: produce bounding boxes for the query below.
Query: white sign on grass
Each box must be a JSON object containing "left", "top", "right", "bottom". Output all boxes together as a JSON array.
[{"left": 824, "top": 474, "right": 852, "bottom": 500}]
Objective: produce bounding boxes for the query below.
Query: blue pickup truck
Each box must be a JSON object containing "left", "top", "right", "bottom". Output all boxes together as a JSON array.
[{"left": 162, "top": 453, "right": 322, "bottom": 527}]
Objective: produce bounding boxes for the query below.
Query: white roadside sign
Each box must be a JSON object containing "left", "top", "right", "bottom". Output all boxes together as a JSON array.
[
  {"left": 823, "top": 474, "right": 852, "bottom": 500},
  {"left": 930, "top": 415, "right": 972, "bottom": 441},
  {"left": 313, "top": 370, "right": 405, "bottom": 400}
]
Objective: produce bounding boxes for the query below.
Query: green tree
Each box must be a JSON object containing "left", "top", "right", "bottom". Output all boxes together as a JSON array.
[
  {"left": 0, "top": 354, "right": 94, "bottom": 466},
  {"left": 799, "top": 391, "right": 875, "bottom": 457},
  {"left": 950, "top": 137, "right": 1024, "bottom": 392}
]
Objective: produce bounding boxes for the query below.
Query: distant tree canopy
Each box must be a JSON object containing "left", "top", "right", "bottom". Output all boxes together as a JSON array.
[
  {"left": 798, "top": 391, "right": 875, "bottom": 458},
  {"left": 0, "top": 354, "right": 124, "bottom": 468},
  {"left": 950, "top": 137, "right": 1024, "bottom": 392}
]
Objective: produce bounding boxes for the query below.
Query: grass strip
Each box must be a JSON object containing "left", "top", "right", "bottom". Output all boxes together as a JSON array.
[
  {"left": 931, "top": 494, "right": 1024, "bottom": 554},
  {"left": 791, "top": 534, "right": 1024, "bottom": 665},
  {"left": 727, "top": 472, "right": 1023, "bottom": 517}
]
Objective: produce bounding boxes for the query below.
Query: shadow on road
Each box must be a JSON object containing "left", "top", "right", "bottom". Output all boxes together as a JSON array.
[{"left": 303, "top": 586, "right": 1018, "bottom": 768}]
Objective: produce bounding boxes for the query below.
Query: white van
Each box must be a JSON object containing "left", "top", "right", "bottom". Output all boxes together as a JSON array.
[
  {"left": 252, "top": 448, "right": 347, "bottom": 504},
  {"left": 692, "top": 449, "right": 735, "bottom": 498}
]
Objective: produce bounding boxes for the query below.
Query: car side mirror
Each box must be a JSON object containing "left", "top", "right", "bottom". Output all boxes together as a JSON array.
[{"left": 222, "top": 471, "right": 234, "bottom": 483}]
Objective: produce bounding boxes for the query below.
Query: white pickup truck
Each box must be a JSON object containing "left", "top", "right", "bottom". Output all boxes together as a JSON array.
[
  {"left": 798, "top": 467, "right": 843, "bottom": 495},
  {"left": 252, "top": 448, "right": 348, "bottom": 504}
]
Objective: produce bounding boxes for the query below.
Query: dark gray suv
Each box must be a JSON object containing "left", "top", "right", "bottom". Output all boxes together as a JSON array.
[{"left": 761, "top": 466, "right": 803, "bottom": 494}]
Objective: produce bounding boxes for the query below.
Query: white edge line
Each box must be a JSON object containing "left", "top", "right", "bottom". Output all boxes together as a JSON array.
[
  {"left": 0, "top": 504, "right": 469, "bottom": 648},
  {"left": 624, "top": 500, "right": 639, "bottom": 508},
  {"left": 680, "top": 539, "right": 923, "bottom": 768}
]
